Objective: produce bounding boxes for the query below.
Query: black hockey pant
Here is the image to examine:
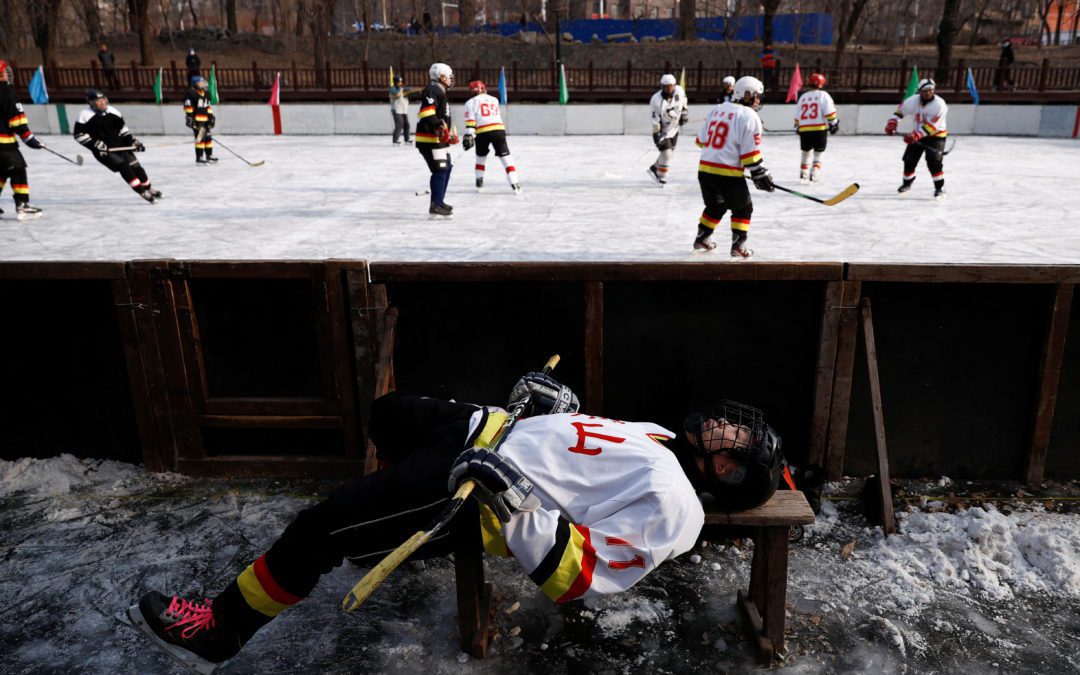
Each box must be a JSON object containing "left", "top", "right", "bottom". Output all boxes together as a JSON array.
[
  {"left": 193, "top": 125, "right": 214, "bottom": 159},
  {"left": 392, "top": 112, "right": 411, "bottom": 143},
  {"left": 96, "top": 151, "right": 151, "bottom": 193},
  {"left": 0, "top": 149, "right": 30, "bottom": 207},
  {"left": 902, "top": 136, "right": 945, "bottom": 188},
  {"left": 698, "top": 172, "right": 753, "bottom": 238},
  {"left": 419, "top": 144, "right": 452, "bottom": 206},
  {"left": 212, "top": 392, "right": 477, "bottom": 641}
]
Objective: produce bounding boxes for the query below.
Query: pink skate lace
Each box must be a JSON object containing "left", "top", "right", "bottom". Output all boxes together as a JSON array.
[{"left": 165, "top": 596, "right": 216, "bottom": 639}]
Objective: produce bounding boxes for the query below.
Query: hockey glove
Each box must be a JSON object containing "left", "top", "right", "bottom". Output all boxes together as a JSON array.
[
  {"left": 751, "top": 165, "right": 776, "bottom": 192},
  {"left": 657, "top": 136, "right": 673, "bottom": 151},
  {"left": 185, "top": 116, "right": 195, "bottom": 129},
  {"left": 24, "top": 135, "right": 43, "bottom": 150},
  {"left": 884, "top": 118, "right": 898, "bottom": 136},
  {"left": 93, "top": 140, "right": 110, "bottom": 158},
  {"left": 679, "top": 109, "right": 690, "bottom": 126},
  {"left": 829, "top": 120, "right": 839, "bottom": 135},
  {"left": 903, "top": 131, "right": 923, "bottom": 145},
  {"left": 448, "top": 447, "right": 540, "bottom": 523},
  {"left": 207, "top": 118, "right": 215, "bottom": 129},
  {"left": 133, "top": 140, "right": 146, "bottom": 152},
  {"left": 463, "top": 134, "right": 474, "bottom": 151},
  {"left": 508, "top": 372, "right": 580, "bottom": 417}
]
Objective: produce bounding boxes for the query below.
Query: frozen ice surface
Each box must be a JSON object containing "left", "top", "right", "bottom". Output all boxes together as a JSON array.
[{"left": 3, "top": 134, "right": 1079, "bottom": 263}]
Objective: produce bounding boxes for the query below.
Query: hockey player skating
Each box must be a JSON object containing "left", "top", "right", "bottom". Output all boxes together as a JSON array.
[
  {"left": 462, "top": 80, "right": 520, "bottom": 193},
  {"left": 647, "top": 74, "right": 689, "bottom": 186},
  {"left": 885, "top": 78, "right": 949, "bottom": 199},
  {"left": 416, "top": 63, "right": 459, "bottom": 218},
  {"left": 720, "top": 75, "right": 736, "bottom": 102},
  {"left": 794, "top": 73, "right": 838, "bottom": 184},
  {"left": 0, "top": 60, "right": 44, "bottom": 220},
  {"left": 694, "top": 76, "right": 775, "bottom": 256},
  {"left": 183, "top": 76, "right": 217, "bottom": 165},
  {"left": 127, "top": 373, "right": 785, "bottom": 674},
  {"left": 74, "top": 90, "right": 160, "bottom": 203}
]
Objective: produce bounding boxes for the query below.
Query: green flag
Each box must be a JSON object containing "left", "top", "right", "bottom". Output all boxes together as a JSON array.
[
  {"left": 209, "top": 64, "right": 220, "bottom": 105},
  {"left": 558, "top": 63, "right": 568, "bottom": 105},
  {"left": 153, "top": 67, "right": 162, "bottom": 104},
  {"left": 904, "top": 65, "right": 920, "bottom": 98}
]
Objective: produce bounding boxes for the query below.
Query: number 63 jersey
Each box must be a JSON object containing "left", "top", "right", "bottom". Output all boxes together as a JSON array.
[
  {"left": 463, "top": 93, "right": 506, "bottom": 134},
  {"left": 695, "top": 101, "right": 765, "bottom": 177},
  {"left": 466, "top": 409, "right": 704, "bottom": 604}
]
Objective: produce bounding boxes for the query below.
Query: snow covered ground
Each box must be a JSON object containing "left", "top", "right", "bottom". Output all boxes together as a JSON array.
[
  {"left": 3, "top": 134, "right": 1080, "bottom": 264},
  {"left": 3, "top": 455, "right": 1079, "bottom": 674}
]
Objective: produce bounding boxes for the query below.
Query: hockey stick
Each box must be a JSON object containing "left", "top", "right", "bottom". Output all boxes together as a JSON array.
[
  {"left": 342, "top": 353, "right": 561, "bottom": 612},
  {"left": 42, "top": 146, "right": 83, "bottom": 166},
  {"left": 774, "top": 182, "right": 860, "bottom": 206},
  {"left": 918, "top": 136, "right": 956, "bottom": 159},
  {"left": 213, "top": 137, "right": 265, "bottom": 167}
]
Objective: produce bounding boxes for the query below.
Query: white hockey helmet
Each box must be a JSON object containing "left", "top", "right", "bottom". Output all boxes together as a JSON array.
[
  {"left": 917, "top": 78, "right": 936, "bottom": 92},
  {"left": 429, "top": 62, "right": 454, "bottom": 87},
  {"left": 722, "top": 75, "right": 736, "bottom": 87},
  {"left": 660, "top": 73, "right": 677, "bottom": 86},
  {"left": 733, "top": 75, "right": 764, "bottom": 107}
]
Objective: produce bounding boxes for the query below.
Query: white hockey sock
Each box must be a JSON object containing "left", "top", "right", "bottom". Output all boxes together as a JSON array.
[
  {"left": 500, "top": 154, "right": 518, "bottom": 186},
  {"left": 657, "top": 148, "right": 674, "bottom": 177},
  {"left": 800, "top": 150, "right": 812, "bottom": 172},
  {"left": 811, "top": 151, "right": 824, "bottom": 174},
  {"left": 475, "top": 156, "right": 487, "bottom": 181}
]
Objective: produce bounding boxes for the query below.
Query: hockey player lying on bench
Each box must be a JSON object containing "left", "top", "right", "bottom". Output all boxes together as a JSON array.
[{"left": 128, "top": 373, "right": 786, "bottom": 673}]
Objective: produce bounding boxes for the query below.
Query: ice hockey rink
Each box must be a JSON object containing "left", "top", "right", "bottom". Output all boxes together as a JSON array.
[{"left": 2, "top": 133, "right": 1079, "bottom": 263}]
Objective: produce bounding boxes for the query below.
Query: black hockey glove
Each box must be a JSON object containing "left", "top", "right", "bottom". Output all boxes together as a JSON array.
[
  {"left": 751, "top": 165, "right": 775, "bottom": 192},
  {"left": 679, "top": 109, "right": 690, "bottom": 126},
  {"left": 829, "top": 120, "right": 839, "bottom": 135},
  {"left": 448, "top": 447, "right": 541, "bottom": 522},
  {"left": 657, "top": 136, "right": 673, "bottom": 151},
  {"left": 133, "top": 140, "right": 146, "bottom": 152},
  {"left": 24, "top": 135, "right": 43, "bottom": 150},
  {"left": 185, "top": 117, "right": 195, "bottom": 129},
  {"left": 652, "top": 131, "right": 661, "bottom": 149},
  {"left": 509, "top": 372, "right": 579, "bottom": 417},
  {"left": 463, "top": 134, "right": 474, "bottom": 151},
  {"left": 93, "top": 140, "right": 109, "bottom": 158},
  {"left": 207, "top": 118, "right": 215, "bottom": 129}
]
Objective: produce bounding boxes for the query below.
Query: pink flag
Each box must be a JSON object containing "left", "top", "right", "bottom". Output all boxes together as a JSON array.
[
  {"left": 268, "top": 72, "right": 281, "bottom": 106},
  {"left": 786, "top": 63, "right": 803, "bottom": 103}
]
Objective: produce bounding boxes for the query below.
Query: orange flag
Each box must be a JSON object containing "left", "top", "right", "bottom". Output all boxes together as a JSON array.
[{"left": 786, "top": 63, "right": 803, "bottom": 103}]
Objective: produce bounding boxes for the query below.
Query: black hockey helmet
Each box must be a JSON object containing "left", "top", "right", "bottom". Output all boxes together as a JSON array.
[
  {"left": 394, "top": 74, "right": 403, "bottom": 84},
  {"left": 86, "top": 88, "right": 107, "bottom": 104},
  {"left": 683, "top": 399, "right": 785, "bottom": 510}
]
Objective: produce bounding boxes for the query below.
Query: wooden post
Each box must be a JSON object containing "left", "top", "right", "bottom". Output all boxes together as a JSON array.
[
  {"left": 955, "top": 58, "right": 965, "bottom": 94},
  {"left": 362, "top": 60, "right": 369, "bottom": 91},
  {"left": 697, "top": 59, "right": 704, "bottom": 94},
  {"left": 808, "top": 281, "right": 844, "bottom": 466},
  {"left": 584, "top": 282, "right": 604, "bottom": 414},
  {"left": 345, "top": 265, "right": 380, "bottom": 473},
  {"left": 860, "top": 298, "right": 895, "bottom": 535},
  {"left": 626, "top": 59, "right": 632, "bottom": 91},
  {"left": 251, "top": 60, "right": 259, "bottom": 89},
  {"left": 855, "top": 58, "right": 863, "bottom": 93},
  {"left": 1026, "top": 283, "right": 1074, "bottom": 484},
  {"left": 1039, "top": 57, "right": 1050, "bottom": 92},
  {"left": 292, "top": 61, "right": 299, "bottom": 91},
  {"left": 91, "top": 60, "right": 101, "bottom": 88},
  {"left": 512, "top": 61, "right": 518, "bottom": 92},
  {"left": 588, "top": 60, "right": 594, "bottom": 91},
  {"left": 453, "top": 500, "right": 493, "bottom": 658},
  {"left": 327, "top": 59, "right": 333, "bottom": 93},
  {"left": 899, "top": 58, "right": 908, "bottom": 95},
  {"left": 170, "top": 60, "right": 179, "bottom": 91},
  {"left": 825, "top": 280, "right": 862, "bottom": 479}
]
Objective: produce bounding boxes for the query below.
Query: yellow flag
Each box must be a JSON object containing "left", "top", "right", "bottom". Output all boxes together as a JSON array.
[
  {"left": 389, "top": 66, "right": 394, "bottom": 88},
  {"left": 679, "top": 67, "right": 686, "bottom": 91}
]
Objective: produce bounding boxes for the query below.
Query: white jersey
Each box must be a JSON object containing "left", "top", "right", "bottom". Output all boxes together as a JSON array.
[
  {"left": 891, "top": 94, "right": 948, "bottom": 137},
  {"left": 463, "top": 93, "right": 506, "bottom": 135},
  {"left": 649, "top": 86, "right": 688, "bottom": 140},
  {"left": 695, "top": 101, "right": 765, "bottom": 177},
  {"left": 467, "top": 409, "right": 703, "bottom": 604},
  {"left": 794, "top": 89, "right": 837, "bottom": 132}
]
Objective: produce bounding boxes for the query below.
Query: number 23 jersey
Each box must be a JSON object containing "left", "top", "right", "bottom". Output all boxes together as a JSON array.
[
  {"left": 467, "top": 410, "right": 704, "bottom": 604},
  {"left": 695, "top": 101, "right": 765, "bottom": 177}
]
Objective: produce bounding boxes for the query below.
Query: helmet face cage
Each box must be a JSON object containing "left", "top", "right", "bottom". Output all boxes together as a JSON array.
[{"left": 684, "top": 399, "right": 768, "bottom": 463}]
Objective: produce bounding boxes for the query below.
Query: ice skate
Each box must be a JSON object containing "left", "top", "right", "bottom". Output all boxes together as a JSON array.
[
  {"left": 140, "top": 190, "right": 156, "bottom": 203},
  {"left": 693, "top": 235, "right": 716, "bottom": 252},
  {"left": 205, "top": 156, "right": 218, "bottom": 163},
  {"left": 16, "top": 204, "right": 43, "bottom": 221},
  {"left": 730, "top": 243, "right": 753, "bottom": 259},
  {"left": 647, "top": 165, "right": 663, "bottom": 185},
  {"left": 897, "top": 178, "right": 915, "bottom": 194},
  {"left": 799, "top": 169, "right": 809, "bottom": 185},
  {"left": 810, "top": 168, "right": 821, "bottom": 183},
  {"left": 196, "top": 157, "right": 208, "bottom": 165},
  {"left": 429, "top": 203, "right": 453, "bottom": 219},
  {"left": 475, "top": 177, "right": 484, "bottom": 191},
  {"left": 511, "top": 183, "right": 521, "bottom": 195},
  {"left": 934, "top": 187, "right": 946, "bottom": 200},
  {"left": 128, "top": 592, "right": 241, "bottom": 675}
]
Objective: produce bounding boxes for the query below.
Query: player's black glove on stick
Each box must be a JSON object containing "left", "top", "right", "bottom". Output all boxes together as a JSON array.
[
  {"left": 463, "top": 135, "right": 474, "bottom": 151},
  {"left": 185, "top": 117, "right": 195, "bottom": 129},
  {"left": 509, "top": 372, "right": 579, "bottom": 417},
  {"left": 133, "top": 139, "right": 146, "bottom": 152},
  {"left": 679, "top": 110, "right": 690, "bottom": 126},
  {"left": 448, "top": 447, "right": 540, "bottom": 522},
  {"left": 751, "top": 165, "right": 775, "bottom": 192}
]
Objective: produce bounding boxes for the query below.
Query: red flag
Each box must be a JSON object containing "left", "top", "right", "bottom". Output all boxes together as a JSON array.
[
  {"left": 786, "top": 63, "right": 803, "bottom": 103},
  {"left": 269, "top": 72, "right": 282, "bottom": 135}
]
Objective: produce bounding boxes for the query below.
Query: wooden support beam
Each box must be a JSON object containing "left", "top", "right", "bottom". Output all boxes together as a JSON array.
[
  {"left": 584, "top": 281, "right": 604, "bottom": 414},
  {"left": 808, "top": 281, "right": 844, "bottom": 466},
  {"left": 324, "top": 262, "right": 363, "bottom": 461},
  {"left": 453, "top": 500, "right": 493, "bottom": 658},
  {"left": 1026, "top": 283, "right": 1074, "bottom": 485},
  {"left": 345, "top": 267, "right": 380, "bottom": 473},
  {"left": 825, "top": 281, "right": 862, "bottom": 479},
  {"left": 113, "top": 277, "right": 166, "bottom": 472},
  {"left": 860, "top": 298, "right": 895, "bottom": 535}
]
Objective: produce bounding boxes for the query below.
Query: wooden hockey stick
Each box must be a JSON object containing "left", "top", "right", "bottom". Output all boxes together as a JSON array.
[
  {"left": 42, "top": 146, "right": 83, "bottom": 166},
  {"left": 774, "top": 182, "right": 860, "bottom": 206},
  {"left": 213, "top": 137, "right": 266, "bottom": 167},
  {"left": 918, "top": 136, "right": 956, "bottom": 159},
  {"left": 341, "top": 354, "right": 561, "bottom": 612}
]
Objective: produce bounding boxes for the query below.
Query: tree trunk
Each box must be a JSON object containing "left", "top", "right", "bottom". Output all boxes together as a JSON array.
[
  {"left": 227, "top": 0, "right": 238, "bottom": 32},
  {"left": 127, "top": 0, "right": 155, "bottom": 65},
  {"left": 188, "top": 0, "right": 199, "bottom": 27},
  {"left": 28, "top": 0, "right": 62, "bottom": 66},
  {"left": 679, "top": 0, "right": 696, "bottom": 40},
  {"left": 1053, "top": 0, "right": 1065, "bottom": 45},
  {"left": 308, "top": 1, "right": 332, "bottom": 85},
  {"left": 77, "top": 0, "right": 105, "bottom": 46},
  {"left": 968, "top": 3, "right": 988, "bottom": 51},
  {"left": 935, "top": 0, "right": 962, "bottom": 82},
  {"left": 832, "top": 0, "right": 869, "bottom": 71},
  {"left": 761, "top": 0, "right": 779, "bottom": 48},
  {"left": 568, "top": 0, "right": 587, "bottom": 19},
  {"left": 459, "top": 0, "right": 474, "bottom": 32}
]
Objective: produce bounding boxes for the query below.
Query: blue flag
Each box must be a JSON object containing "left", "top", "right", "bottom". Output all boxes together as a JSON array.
[
  {"left": 498, "top": 66, "right": 507, "bottom": 105},
  {"left": 29, "top": 66, "right": 48, "bottom": 104},
  {"left": 966, "top": 67, "right": 979, "bottom": 106}
]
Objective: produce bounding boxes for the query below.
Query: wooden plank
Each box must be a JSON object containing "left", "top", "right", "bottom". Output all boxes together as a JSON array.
[
  {"left": 1026, "top": 283, "right": 1074, "bottom": 484},
  {"left": 176, "top": 456, "right": 366, "bottom": 478},
  {"left": 748, "top": 527, "right": 768, "bottom": 611},
  {"left": 196, "top": 414, "right": 343, "bottom": 428},
  {"left": 324, "top": 262, "right": 363, "bottom": 460},
  {"left": 181, "top": 260, "right": 322, "bottom": 278},
  {"left": 345, "top": 268, "right": 380, "bottom": 474},
  {"left": 370, "top": 261, "right": 844, "bottom": 283},
  {"left": 201, "top": 397, "right": 333, "bottom": 416},
  {"left": 848, "top": 263, "right": 1080, "bottom": 284},
  {"left": 703, "top": 491, "right": 816, "bottom": 526},
  {"left": 825, "top": 280, "right": 862, "bottom": 480},
  {"left": 375, "top": 308, "right": 399, "bottom": 399},
  {"left": 861, "top": 298, "right": 896, "bottom": 535},
  {"left": 112, "top": 277, "right": 165, "bottom": 472},
  {"left": 453, "top": 500, "right": 486, "bottom": 657},
  {"left": 762, "top": 528, "right": 790, "bottom": 658},
  {"left": 808, "top": 280, "right": 844, "bottom": 466},
  {"left": 170, "top": 265, "right": 212, "bottom": 409},
  {"left": 736, "top": 589, "right": 774, "bottom": 666},
  {"left": 584, "top": 281, "right": 604, "bottom": 414},
  {"left": 311, "top": 270, "right": 342, "bottom": 416},
  {"left": 0, "top": 261, "right": 128, "bottom": 280},
  {"left": 152, "top": 265, "right": 205, "bottom": 463}
]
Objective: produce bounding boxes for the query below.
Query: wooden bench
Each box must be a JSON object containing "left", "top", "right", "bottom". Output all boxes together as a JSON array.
[
  {"left": 704, "top": 490, "right": 816, "bottom": 666},
  {"left": 451, "top": 490, "right": 815, "bottom": 664}
]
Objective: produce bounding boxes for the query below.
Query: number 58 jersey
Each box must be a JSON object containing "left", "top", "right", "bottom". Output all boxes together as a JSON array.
[{"left": 695, "top": 101, "right": 765, "bottom": 177}]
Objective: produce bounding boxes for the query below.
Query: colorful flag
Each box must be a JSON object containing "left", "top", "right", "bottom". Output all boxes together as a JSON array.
[
  {"left": 966, "top": 67, "right": 980, "bottom": 105},
  {"left": 153, "top": 67, "right": 163, "bottom": 104},
  {"left": 558, "top": 64, "right": 568, "bottom": 105},
  {"left": 389, "top": 65, "right": 394, "bottom": 87},
  {"left": 28, "top": 66, "right": 48, "bottom": 104},
  {"left": 209, "top": 65, "right": 220, "bottom": 104},
  {"left": 786, "top": 63, "right": 802, "bottom": 103},
  {"left": 269, "top": 71, "right": 281, "bottom": 106},
  {"left": 679, "top": 66, "right": 686, "bottom": 92},
  {"left": 498, "top": 66, "right": 507, "bottom": 105},
  {"left": 904, "top": 65, "right": 920, "bottom": 98}
]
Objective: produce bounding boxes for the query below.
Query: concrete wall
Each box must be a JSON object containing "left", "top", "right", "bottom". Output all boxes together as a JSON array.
[{"left": 24, "top": 103, "right": 1080, "bottom": 139}]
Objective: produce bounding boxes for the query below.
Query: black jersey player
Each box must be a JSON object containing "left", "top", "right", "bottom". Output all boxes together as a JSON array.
[
  {"left": 416, "top": 62, "right": 459, "bottom": 218},
  {"left": 73, "top": 90, "right": 161, "bottom": 203}
]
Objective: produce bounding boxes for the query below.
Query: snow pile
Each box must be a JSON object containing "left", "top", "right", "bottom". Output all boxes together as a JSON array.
[
  {"left": 0, "top": 454, "right": 165, "bottom": 499},
  {"left": 583, "top": 595, "right": 673, "bottom": 638},
  {"left": 857, "top": 505, "right": 1080, "bottom": 612}
]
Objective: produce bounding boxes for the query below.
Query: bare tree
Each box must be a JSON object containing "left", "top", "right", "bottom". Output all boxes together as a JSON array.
[
  {"left": 830, "top": 0, "right": 870, "bottom": 70},
  {"left": 27, "top": 0, "right": 62, "bottom": 65},
  {"left": 73, "top": 0, "right": 105, "bottom": 46},
  {"left": 722, "top": 0, "right": 745, "bottom": 69},
  {"left": 304, "top": 0, "right": 333, "bottom": 83},
  {"left": 127, "top": 0, "right": 155, "bottom": 64},
  {"left": 460, "top": 0, "right": 475, "bottom": 31},
  {"left": 935, "top": 0, "right": 962, "bottom": 81},
  {"left": 679, "top": 0, "right": 696, "bottom": 40},
  {"left": 227, "top": 0, "right": 238, "bottom": 31}
]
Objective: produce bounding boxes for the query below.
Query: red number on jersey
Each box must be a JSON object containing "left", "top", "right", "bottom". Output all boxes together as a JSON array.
[
  {"left": 800, "top": 102, "right": 819, "bottom": 120},
  {"left": 479, "top": 102, "right": 499, "bottom": 118},
  {"left": 704, "top": 120, "right": 730, "bottom": 149}
]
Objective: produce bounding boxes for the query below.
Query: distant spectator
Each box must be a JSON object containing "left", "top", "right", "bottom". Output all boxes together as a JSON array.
[
  {"left": 761, "top": 43, "right": 777, "bottom": 90},
  {"left": 98, "top": 43, "right": 118, "bottom": 89},
  {"left": 422, "top": 11, "right": 434, "bottom": 33},
  {"left": 410, "top": 15, "right": 421, "bottom": 34},
  {"left": 520, "top": 14, "right": 528, "bottom": 31},
  {"left": 997, "top": 39, "right": 1015, "bottom": 91},
  {"left": 186, "top": 48, "right": 201, "bottom": 81}
]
